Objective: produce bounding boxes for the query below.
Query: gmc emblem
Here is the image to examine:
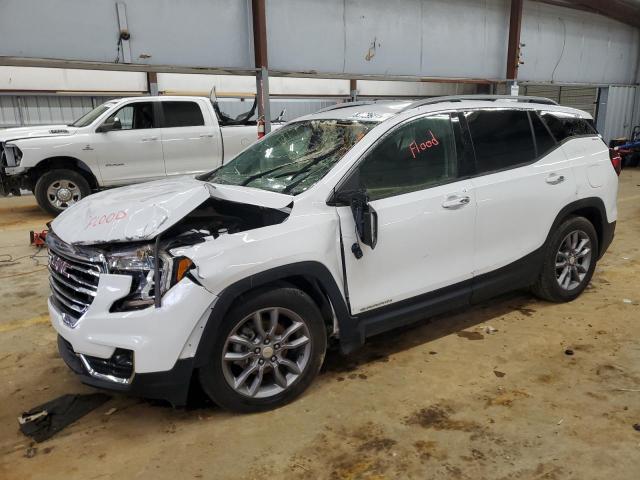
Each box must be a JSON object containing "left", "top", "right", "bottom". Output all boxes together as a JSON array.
[{"left": 50, "top": 256, "right": 70, "bottom": 276}]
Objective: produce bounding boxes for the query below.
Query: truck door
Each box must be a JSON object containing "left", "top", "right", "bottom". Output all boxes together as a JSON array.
[
  {"left": 160, "top": 100, "right": 222, "bottom": 176},
  {"left": 93, "top": 101, "right": 165, "bottom": 186}
]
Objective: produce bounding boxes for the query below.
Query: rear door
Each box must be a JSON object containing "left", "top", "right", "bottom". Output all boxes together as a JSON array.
[
  {"left": 337, "top": 112, "right": 477, "bottom": 314},
  {"left": 466, "top": 108, "right": 576, "bottom": 281},
  {"left": 160, "top": 100, "right": 222, "bottom": 176},
  {"left": 94, "top": 101, "right": 165, "bottom": 186}
]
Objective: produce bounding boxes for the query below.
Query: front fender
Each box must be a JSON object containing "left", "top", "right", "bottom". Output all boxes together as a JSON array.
[{"left": 191, "top": 260, "right": 360, "bottom": 366}]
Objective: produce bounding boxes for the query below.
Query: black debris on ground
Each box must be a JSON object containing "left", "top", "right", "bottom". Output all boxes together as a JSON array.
[{"left": 18, "top": 393, "right": 111, "bottom": 443}]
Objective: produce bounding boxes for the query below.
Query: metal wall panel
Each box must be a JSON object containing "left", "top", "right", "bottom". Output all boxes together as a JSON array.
[
  {"left": 601, "top": 86, "right": 639, "bottom": 143},
  {"left": 0, "top": 0, "right": 252, "bottom": 69},
  {"left": 1, "top": 0, "right": 638, "bottom": 83},
  {"left": 0, "top": 95, "right": 337, "bottom": 128},
  {"left": 558, "top": 87, "right": 597, "bottom": 116},
  {"left": 520, "top": 1, "right": 640, "bottom": 84},
  {"left": 217, "top": 99, "right": 337, "bottom": 122},
  {"left": 0, "top": 96, "right": 21, "bottom": 127},
  {"left": 267, "top": 0, "right": 510, "bottom": 78},
  {"left": 0, "top": 95, "right": 113, "bottom": 128},
  {"left": 487, "top": 84, "right": 597, "bottom": 115},
  {"left": 522, "top": 85, "right": 561, "bottom": 103}
]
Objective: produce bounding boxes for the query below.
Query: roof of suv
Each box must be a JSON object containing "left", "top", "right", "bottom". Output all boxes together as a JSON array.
[{"left": 298, "top": 95, "right": 593, "bottom": 123}]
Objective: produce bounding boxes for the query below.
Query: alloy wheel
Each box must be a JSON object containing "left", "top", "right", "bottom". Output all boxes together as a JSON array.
[
  {"left": 555, "top": 230, "right": 592, "bottom": 291},
  {"left": 221, "top": 307, "right": 312, "bottom": 398}
]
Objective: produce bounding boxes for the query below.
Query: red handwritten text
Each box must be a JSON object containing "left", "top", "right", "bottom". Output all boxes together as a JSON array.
[
  {"left": 409, "top": 130, "right": 440, "bottom": 159},
  {"left": 85, "top": 210, "right": 128, "bottom": 229}
]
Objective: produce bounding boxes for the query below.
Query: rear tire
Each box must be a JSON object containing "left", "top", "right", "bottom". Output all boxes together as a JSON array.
[
  {"left": 34, "top": 169, "right": 91, "bottom": 216},
  {"left": 532, "top": 216, "right": 598, "bottom": 302},
  {"left": 198, "top": 286, "right": 327, "bottom": 413}
]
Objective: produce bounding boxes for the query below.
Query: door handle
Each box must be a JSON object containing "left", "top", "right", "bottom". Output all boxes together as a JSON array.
[
  {"left": 545, "top": 173, "right": 565, "bottom": 185},
  {"left": 442, "top": 195, "right": 471, "bottom": 209},
  {"left": 199, "top": 133, "right": 214, "bottom": 138},
  {"left": 141, "top": 136, "right": 158, "bottom": 142}
]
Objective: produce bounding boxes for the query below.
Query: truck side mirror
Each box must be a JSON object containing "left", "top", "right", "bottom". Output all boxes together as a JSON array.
[{"left": 97, "top": 117, "right": 122, "bottom": 132}]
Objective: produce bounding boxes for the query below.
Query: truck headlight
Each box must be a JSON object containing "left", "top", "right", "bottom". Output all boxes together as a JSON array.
[
  {"left": 3, "top": 144, "right": 23, "bottom": 167},
  {"left": 107, "top": 245, "right": 193, "bottom": 311}
]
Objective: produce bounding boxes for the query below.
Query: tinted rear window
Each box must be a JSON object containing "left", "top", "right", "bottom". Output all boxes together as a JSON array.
[
  {"left": 465, "top": 109, "right": 535, "bottom": 174},
  {"left": 540, "top": 112, "right": 597, "bottom": 142},
  {"left": 161, "top": 101, "right": 205, "bottom": 128}
]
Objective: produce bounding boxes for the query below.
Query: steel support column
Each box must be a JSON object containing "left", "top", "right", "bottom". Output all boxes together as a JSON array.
[
  {"left": 506, "top": 0, "right": 524, "bottom": 81},
  {"left": 350, "top": 79, "right": 358, "bottom": 101},
  {"left": 147, "top": 71, "right": 159, "bottom": 96},
  {"left": 252, "top": 0, "right": 271, "bottom": 134}
]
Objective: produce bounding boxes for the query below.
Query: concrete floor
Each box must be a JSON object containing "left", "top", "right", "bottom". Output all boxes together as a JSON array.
[{"left": 0, "top": 171, "right": 639, "bottom": 480}]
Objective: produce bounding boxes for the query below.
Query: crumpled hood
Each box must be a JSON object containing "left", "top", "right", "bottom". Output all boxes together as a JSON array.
[
  {"left": 51, "top": 176, "right": 294, "bottom": 245},
  {"left": 0, "top": 124, "right": 77, "bottom": 143}
]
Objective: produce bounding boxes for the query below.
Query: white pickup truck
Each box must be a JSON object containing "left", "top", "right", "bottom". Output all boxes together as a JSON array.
[{"left": 0, "top": 95, "right": 271, "bottom": 214}]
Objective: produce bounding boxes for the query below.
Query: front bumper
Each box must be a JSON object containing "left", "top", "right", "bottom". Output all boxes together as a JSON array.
[
  {"left": 0, "top": 168, "right": 25, "bottom": 196},
  {"left": 50, "top": 275, "right": 217, "bottom": 406},
  {"left": 57, "top": 335, "right": 196, "bottom": 405}
]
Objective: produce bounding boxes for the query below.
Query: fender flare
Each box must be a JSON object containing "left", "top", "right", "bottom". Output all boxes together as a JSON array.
[
  {"left": 192, "top": 261, "right": 361, "bottom": 367},
  {"left": 546, "top": 197, "right": 611, "bottom": 257}
]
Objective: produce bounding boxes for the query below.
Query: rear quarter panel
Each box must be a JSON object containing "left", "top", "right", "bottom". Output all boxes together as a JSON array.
[{"left": 568, "top": 136, "right": 618, "bottom": 223}]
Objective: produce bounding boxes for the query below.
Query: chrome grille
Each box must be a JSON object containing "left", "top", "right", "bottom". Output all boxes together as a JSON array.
[{"left": 47, "top": 233, "right": 106, "bottom": 327}]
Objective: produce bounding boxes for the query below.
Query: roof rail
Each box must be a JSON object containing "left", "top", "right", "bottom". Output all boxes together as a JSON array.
[
  {"left": 401, "top": 95, "right": 559, "bottom": 112},
  {"left": 314, "top": 100, "right": 378, "bottom": 114}
]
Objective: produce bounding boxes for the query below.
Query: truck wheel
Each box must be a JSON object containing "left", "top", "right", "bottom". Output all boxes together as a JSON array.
[
  {"left": 198, "top": 287, "right": 327, "bottom": 413},
  {"left": 531, "top": 216, "right": 598, "bottom": 303},
  {"left": 34, "top": 169, "right": 91, "bottom": 215}
]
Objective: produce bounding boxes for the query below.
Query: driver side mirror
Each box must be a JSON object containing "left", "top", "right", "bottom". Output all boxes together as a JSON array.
[
  {"left": 336, "top": 188, "right": 378, "bottom": 251},
  {"left": 97, "top": 117, "right": 122, "bottom": 132}
]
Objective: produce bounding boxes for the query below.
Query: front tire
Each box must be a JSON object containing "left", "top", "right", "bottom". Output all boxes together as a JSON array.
[
  {"left": 198, "top": 286, "right": 327, "bottom": 413},
  {"left": 34, "top": 169, "right": 91, "bottom": 216},
  {"left": 532, "top": 216, "right": 598, "bottom": 302}
]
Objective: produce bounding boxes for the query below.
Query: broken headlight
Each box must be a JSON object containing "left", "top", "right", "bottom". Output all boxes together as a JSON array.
[
  {"left": 107, "top": 245, "right": 192, "bottom": 311},
  {"left": 3, "top": 144, "right": 23, "bottom": 167}
]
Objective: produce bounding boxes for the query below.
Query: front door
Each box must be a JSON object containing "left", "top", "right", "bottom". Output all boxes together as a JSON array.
[
  {"left": 94, "top": 101, "right": 165, "bottom": 186},
  {"left": 337, "top": 113, "right": 476, "bottom": 315}
]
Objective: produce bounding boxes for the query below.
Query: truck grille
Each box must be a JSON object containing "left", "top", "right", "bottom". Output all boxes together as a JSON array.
[{"left": 47, "top": 233, "right": 106, "bottom": 327}]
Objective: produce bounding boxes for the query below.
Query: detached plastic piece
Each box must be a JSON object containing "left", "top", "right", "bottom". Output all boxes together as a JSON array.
[{"left": 18, "top": 393, "right": 111, "bottom": 443}]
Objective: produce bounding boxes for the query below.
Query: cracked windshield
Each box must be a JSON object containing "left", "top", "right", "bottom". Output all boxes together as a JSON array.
[{"left": 205, "top": 119, "right": 376, "bottom": 194}]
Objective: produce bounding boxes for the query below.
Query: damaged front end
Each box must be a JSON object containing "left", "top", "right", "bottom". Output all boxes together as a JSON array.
[
  {"left": 128, "top": 196, "right": 291, "bottom": 310},
  {"left": 49, "top": 193, "right": 291, "bottom": 317},
  {"left": 47, "top": 177, "right": 293, "bottom": 404}
]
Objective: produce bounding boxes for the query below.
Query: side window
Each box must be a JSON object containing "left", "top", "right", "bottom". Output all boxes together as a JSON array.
[
  {"left": 530, "top": 112, "right": 557, "bottom": 156},
  {"left": 161, "top": 101, "right": 205, "bottom": 128},
  {"left": 540, "top": 112, "right": 597, "bottom": 142},
  {"left": 465, "top": 109, "right": 535, "bottom": 174},
  {"left": 356, "top": 113, "right": 458, "bottom": 201},
  {"left": 104, "top": 102, "right": 155, "bottom": 130}
]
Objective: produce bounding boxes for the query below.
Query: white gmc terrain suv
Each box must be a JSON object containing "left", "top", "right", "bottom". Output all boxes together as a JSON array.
[{"left": 47, "top": 95, "right": 618, "bottom": 412}]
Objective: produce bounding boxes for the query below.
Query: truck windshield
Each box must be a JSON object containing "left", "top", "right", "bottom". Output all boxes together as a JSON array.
[
  {"left": 69, "top": 102, "right": 117, "bottom": 127},
  {"left": 204, "top": 119, "right": 375, "bottom": 195}
]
